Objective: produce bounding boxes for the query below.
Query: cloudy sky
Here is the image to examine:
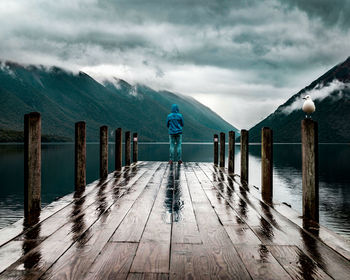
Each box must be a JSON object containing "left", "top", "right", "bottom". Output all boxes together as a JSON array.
[{"left": 1, "top": 0, "right": 349, "bottom": 128}]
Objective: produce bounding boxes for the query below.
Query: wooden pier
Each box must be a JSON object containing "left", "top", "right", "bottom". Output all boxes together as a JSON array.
[{"left": 1, "top": 161, "right": 350, "bottom": 279}]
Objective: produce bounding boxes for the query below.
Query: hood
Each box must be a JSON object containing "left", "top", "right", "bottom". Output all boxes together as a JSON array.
[{"left": 171, "top": 104, "right": 179, "bottom": 113}]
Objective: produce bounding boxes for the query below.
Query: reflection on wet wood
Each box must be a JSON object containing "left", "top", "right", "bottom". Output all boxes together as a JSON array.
[
  {"left": 267, "top": 245, "right": 332, "bottom": 280},
  {"left": 1, "top": 161, "right": 350, "bottom": 279},
  {"left": 171, "top": 165, "right": 201, "bottom": 244},
  {"left": 235, "top": 245, "right": 292, "bottom": 280},
  {"left": 130, "top": 166, "right": 171, "bottom": 273}
]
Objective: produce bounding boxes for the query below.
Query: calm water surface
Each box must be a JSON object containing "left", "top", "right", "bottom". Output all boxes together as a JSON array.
[{"left": 0, "top": 143, "right": 349, "bottom": 239}]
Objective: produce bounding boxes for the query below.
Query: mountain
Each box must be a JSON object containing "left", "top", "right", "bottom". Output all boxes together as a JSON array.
[
  {"left": 0, "top": 61, "right": 238, "bottom": 142},
  {"left": 249, "top": 57, "right": 350, "bottom": 143}
]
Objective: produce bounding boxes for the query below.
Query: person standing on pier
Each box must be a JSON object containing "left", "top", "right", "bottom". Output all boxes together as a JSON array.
[{"left": 167, "top": 104, "right": 184, "bottom": 164}]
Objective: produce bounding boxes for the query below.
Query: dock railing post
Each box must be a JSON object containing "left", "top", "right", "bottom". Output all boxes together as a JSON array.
[
  {"left": 100, "top": 126, "right": 108, "bottom": 179},
  {"left": 75, "top": 121, "right": 86, "bottom": 192},
  {"left": 302, "top": 119, "right": 319, "bottom": 223},
  {"left": 213, "top": 134, "right": 218, "bottom": 166},
  {"left": 115, "top": 128, "right": 122, "bottom": 171},
  {"left": 240, "top": 129, "right": 249, "bottom": 186},
  {"left": 228, "top": 131, "right": 235, "bottom": 173},
  {"left": 133, "top": 132, "right": 138, "bottom": 163},
  {"left": 125, "top": 131, "right": 131, "bottom": 166},
  {"left": 220, "top": 132, "right": 225, "bottom": 167},
  {"left": 261, "top": 127, "right": 273, "bottom": 204},
  {"left": 24, "top": 112, "right": 41, "bottom": 219}
]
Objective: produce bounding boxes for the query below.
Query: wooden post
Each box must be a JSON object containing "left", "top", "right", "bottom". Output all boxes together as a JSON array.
[
  {"left": 220, "top": 132, "right": 225, "bottom": 167},
  {"left": 240, "top": 129, "right": 249, "bottom": 186},
  {"left": 228, "top": 131, "right": 235, "bottom": 173},
  {"left": 100, "top": 126, "right": 108, "bottom": 179},
  {"left": 213, "top": 134, "right": 218, "bottom": 166},
  {"left": 302, "top": 119, "right": 319, "bottom": 222},
  {"left": 115, "top": 128, "right": 122, "bottom": 171},
  {"left": 261, "top": 127, "right": 273, "bottom": 203},
  {"left": 75, "top": 121, "right": 86, "bottom": 191},
  {"left": 133, "top": 132, "right": 138, "bottom": 163},
  {"left": 24, "top": 112, "right": 41, "bottom": 218},
  {"left": 125, "top": 131, "right": 131, "bottom": 166}
]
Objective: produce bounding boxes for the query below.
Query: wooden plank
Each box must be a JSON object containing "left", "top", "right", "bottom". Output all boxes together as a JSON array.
[
  {"left": 294, "top": 228, "right": 350, "bottom": 280},
  {"left": 204, "top": 163, "right": 307, "bottom": 247},
  {"left": 202, "top": 162, "right": 350, "bottom": 277},
  {"left": 183, "top": 163, "right": 251, "bottom": 279},
  {"left": 195, "top": 164, "right": 262, "bottom": 228},
  {"left": 1, "top": 163, "right": 160, "bottom": 279},
  {"left": 0, "top": 173, "right": 114, "bottom": 248},
  {"left": 131, "top": 241, "right": 170, "bottom": 274},
  {"left": 128, "top": 272, "right": 169, "bottom": 280},
  {"left": 170, "top": 244, "right": 214, "bottom": 279},
  {"left": 0, "top": 241, "right": 28, "bottom": 274},
  {"left": 202, "top": 188, "right": 244, "bottom": 226},
  {"left": 202, "top": 163, "right": 350, "bottom": 278},
  {"left": 200, "top": 163, "right": 290, "bottom": 241},
  {"left": 224, "top": 225, "right": 261, "bottom": 245},
  {"left": 111, "top": 165, "right": 168, "bottom": 242},
  {"left": 37, "top": 163, "right": 163, "bottom": 280},
  {"left": 170, "top": 242, "right": 255, "bottom": 280},
  {"left": 0, "top": 181, "right": 110, "bottom": 275},
  {"left": 235, "top": 245, "right": 292, "bottom": 280},
  {"left": 86, "top": 243, "right": 138, "bottom": 280},
  {"left": 183, "top": 171, "right": 207, "bottom": 204},
  {"left": 130, "top": 166, "right": 173, "bottom": 273},
  {"left": 267, "top": 245, "right": 332, "bottom": 280},
  {"left": 273, "top": 202, "right": 350, "bottom": 261},
  {"left": 0, "top": 163, "right": 135, "bottom": 249},
  {"left": 171, "top": 164, "right": 201, "bottom": 244}
]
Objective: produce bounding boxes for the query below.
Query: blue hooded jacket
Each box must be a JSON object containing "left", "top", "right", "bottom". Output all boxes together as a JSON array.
[{"left": 167, "top": 104, "right": 184, "bottom": 135}]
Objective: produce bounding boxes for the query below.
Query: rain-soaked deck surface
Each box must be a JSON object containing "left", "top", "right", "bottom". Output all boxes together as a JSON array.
[{"left": 1, "top": 161, "right": 350, "bottom": 279}]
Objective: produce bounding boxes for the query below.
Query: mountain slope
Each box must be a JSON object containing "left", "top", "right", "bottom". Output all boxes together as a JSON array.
[
  {"left": 249, "top": 57, "right": 350, "bottom": 143},
  {"left": 0, "top": 62, "right": 238, "bottom": 141}
]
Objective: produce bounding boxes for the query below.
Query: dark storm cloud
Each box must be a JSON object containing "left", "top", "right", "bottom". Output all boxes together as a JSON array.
[
  {"left": 280, "top": 0, "right": 350, "bottom": 28},
  {"left": 0, "top": 0, "right": 349, "bottom": 128}
]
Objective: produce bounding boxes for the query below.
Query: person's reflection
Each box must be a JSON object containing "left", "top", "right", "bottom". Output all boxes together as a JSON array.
[
  {"left": 164, "top": 164, "right": 182, "bottom": 223},
  {"left": 164, "top": 164, "right": 174, "bottom": 224},
  {"left": 173, "top": 164, "right": 183, "bottom": 222}
]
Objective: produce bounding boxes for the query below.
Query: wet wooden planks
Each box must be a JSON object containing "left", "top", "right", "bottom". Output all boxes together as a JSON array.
[{"left": 0, "top": 162, "right": 350, "bottom": 279}]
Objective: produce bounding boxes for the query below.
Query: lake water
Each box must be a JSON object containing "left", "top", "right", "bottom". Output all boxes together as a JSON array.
[{"left": 1, "top": 143, "right": 350, "bottom": 240}]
